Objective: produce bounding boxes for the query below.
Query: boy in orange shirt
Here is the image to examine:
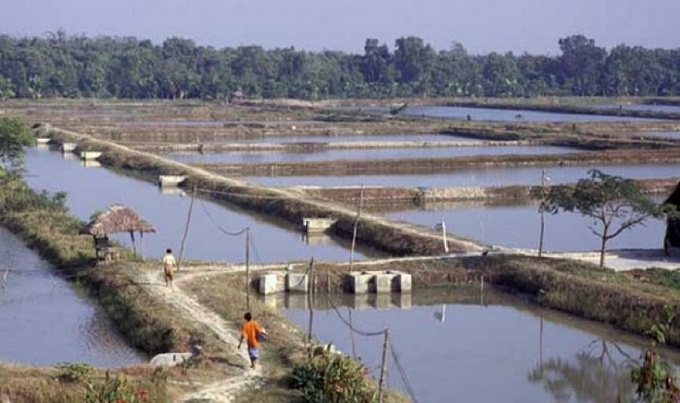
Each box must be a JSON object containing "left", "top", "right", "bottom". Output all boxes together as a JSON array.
[{"left": 238, "top": 312, "right": 267, "bottom": 369}]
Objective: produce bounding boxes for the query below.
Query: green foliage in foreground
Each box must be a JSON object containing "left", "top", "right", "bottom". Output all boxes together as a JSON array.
[
  {"left": 631, "top": 308, "right": 680, "bottom": 403},
  {"left": 292, "top": 345, "right": 377, "bottom": 403}
]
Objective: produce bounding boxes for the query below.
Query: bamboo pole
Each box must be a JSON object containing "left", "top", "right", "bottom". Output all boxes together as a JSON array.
[
  {"left": 349, "top": 185, "right": 364, "bottom": 272},
  {"left": 378, "top": 329, "right": 389, "bottom": 403},
  {"left": 246, "top": 227, "right": 251, "bottom": 311},
  {"left": 178, "top": 184, "right": 197, "bottom": 269}
]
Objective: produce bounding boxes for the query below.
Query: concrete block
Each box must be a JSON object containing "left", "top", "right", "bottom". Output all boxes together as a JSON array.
[
  {"left": 149, "top": 352, "right": 193, "bottom": 367},
  {"left": 286, "top": 273, "right": 309, "bottom": 293},
  {"left": 80, "top": 151, "right": 102, "bottom": 160},
  {"left": 259, "top": 273, "right": 281, "bottom": 295},
  {"left": 158, "top": 175, "right": 187, "bottom": 187},
  {"left": 61, "top": 142, "right": 77, "bottom": 152},
  {"left": 36, "top": 137, "right": 50, "bottom": 144},
  {"left": 375, "top": 273, "right": 393, "bottom": 293},
  {"left": 302, "top": 217, "right": 337, "bottom": 233},
  {"left": 395, "top": 273, "right": 412, "bottom": 292},
  {"left": 348, "top": 272, "right": 371, "bottom": 294}
]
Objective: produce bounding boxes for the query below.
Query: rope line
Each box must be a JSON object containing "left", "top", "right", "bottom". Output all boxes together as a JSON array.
[
  {"left": 326, "top": 294, "right": 386, "bottom": 337},
  {"left": 389, "top": 344, "right": 419, "bottom": 403},
  {"left": 199, "top": 200, "right": 249, "bottom": 236}
]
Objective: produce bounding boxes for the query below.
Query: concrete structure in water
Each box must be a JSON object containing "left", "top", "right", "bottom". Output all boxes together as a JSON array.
[
  {"left": 302, "top": 217, "right": 337, "bottom": 233},
  {"left": 80, "top": 151, "right": 102, "bottom": 160},
  {"left": 349, "top": 271, "right": 412, "bottom": 294},
  {"left": 61, "top": 142, "right": 77, "bottom": 152},
  {"left": 158, "top": 175, "right": 187, "bottom": 187},
  {"left": 258, "top": 271, "right": 310, "bottom": 295}
]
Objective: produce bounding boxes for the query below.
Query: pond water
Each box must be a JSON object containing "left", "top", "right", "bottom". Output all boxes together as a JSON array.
[
  {"left": 279, "top": 287, "right": 678, "bottom": 403},
  {"left": 0, "top": 227, "right": 144, "bottom": 366},
  {"left": 168, "top": 146, "right": 577, "bottom": 164},
  {"left": 401, "top": 105, "right": 655, "bottom": 122},
  {"left": 23, "top": 148, "right": 377, "bottom": 263},
  {"left": 212, "top": 133, "right": 478, "bottom": 144},
  {"left": 384, "top": 201, "right": 666, "bottom": 252},
  {"left": 244, "top": 164, "right": 680, "bottom": 188}
]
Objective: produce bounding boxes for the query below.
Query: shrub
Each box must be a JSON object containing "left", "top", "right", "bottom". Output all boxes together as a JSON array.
[{"left": 292, "top": 345, "right": 377, "bottom": 403}]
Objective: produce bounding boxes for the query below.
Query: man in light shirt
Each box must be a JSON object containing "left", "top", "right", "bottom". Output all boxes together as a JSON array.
[{"left": 162, "top": 248, "right": 176, "bottom": 287}]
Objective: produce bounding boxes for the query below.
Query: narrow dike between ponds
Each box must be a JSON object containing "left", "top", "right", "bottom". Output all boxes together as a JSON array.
[{"left": 50, "top": 127, "right": 485, "bottom": 256}]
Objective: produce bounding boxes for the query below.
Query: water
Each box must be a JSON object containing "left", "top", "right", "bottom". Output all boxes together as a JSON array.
[
  {"left": 385, "top": 202, "right": 667, "bottom": 252},
  {"left": 401, "top": 105, "right": 655, "bottom": 122},
  {"left": 213, "top": 133, "right": 478, "bottom": 144},
  {"left": 244, "top": 164, "right": 680, "bottom": 188},
  {"left": 167, "top": 146, "right": 577, "bottom": 164},
  {"left": 280, "top": 288, "right": 675, "bottom": 403},
  {"left": 0, "top": 227, "right": 144, "bottom": 366},
  {"left": 23, "top": 148, "right": 376, "bottom": 263}
]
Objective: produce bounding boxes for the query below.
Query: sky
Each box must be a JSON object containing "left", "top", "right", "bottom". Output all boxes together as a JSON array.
[{"left": 1, "top": 0, "right": 678, "bottom": 55}]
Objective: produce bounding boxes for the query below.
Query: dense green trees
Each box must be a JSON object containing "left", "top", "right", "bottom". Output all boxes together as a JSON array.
[{"left": 0, "top": 33, "right": 679, "bottom": 100}]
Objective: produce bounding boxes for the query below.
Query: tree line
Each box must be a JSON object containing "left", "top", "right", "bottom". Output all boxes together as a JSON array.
[{"left": 1, "top": 31, "right": 679, "bottom": 100}]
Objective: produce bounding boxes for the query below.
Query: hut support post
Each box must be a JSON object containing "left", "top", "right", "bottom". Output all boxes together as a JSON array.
[
  {"left": 140, "top": 231, "right": 145, "bottom": 261},
  {"left": 129, "top": 231, "right": 137, "bottom": 256}
]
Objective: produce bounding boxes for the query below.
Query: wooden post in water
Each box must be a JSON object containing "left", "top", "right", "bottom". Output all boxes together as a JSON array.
[
  {"left": 538, "top": 170, "right": 549, "bottom": 258},
  {"left": 307, "top": 257, "right": 315, "bottom": 358},
  {"left": 140, "top": 232, "right": 145, "bottom": 261},
  {"left": 245, "top": 227, "right": 251, "bottom": 312},
  {"left": 349, "top": 185, "right": 364, "bottom": 272},
  {"left": 378, "top": 329, "right": 389, "bottom": 403},
  {"left": 178, "top": 185, "right": 197, "bottom": 270}
]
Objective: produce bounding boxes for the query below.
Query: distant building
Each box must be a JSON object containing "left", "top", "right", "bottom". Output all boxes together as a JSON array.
[{"left": 229, "top": 91, "right": 244, "bottom": 104}]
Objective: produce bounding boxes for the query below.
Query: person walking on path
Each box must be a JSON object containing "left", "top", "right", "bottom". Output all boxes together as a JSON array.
[
  {"left": 162, "top": 248, "right": 176, "bottom": 287},
  {"left": 238, "top": 312, "right": 267, "bottom": 369}
]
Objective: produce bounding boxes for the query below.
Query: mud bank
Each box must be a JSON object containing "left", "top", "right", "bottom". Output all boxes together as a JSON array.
[
  {"left": 297, "top": 177, "right": 680, "bottom": 206},
  {"left": 191, "top": 148, "right": 680, "bottom": 177}
]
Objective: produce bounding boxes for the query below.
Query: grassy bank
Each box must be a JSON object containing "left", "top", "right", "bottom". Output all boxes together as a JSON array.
[{"left": 0, "top": 177, "right": 227, "bottom": 401}]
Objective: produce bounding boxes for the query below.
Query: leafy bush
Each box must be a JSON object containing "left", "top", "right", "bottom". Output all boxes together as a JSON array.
[
  {"left": 56, "top": 362, "right": 94, "bottom": 383},
  {"left": 292, "top": 345, "right": 377, "bottom": 403}
]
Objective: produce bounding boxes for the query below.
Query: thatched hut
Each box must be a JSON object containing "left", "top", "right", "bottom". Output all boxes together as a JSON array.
[
  {"left": 664, "top": 182, "right": 680, "bottom": 256},
  {"left": 80, "top": 204, "right": 156, "bottom": 261}
]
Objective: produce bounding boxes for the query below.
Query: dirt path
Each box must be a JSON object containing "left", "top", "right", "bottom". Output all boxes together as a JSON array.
[{"left": 134, "top": 268, "right": 262, "bottom": 402}]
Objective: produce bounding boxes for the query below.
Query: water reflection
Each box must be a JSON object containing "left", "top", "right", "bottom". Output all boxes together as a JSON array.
[
  {"left": 212, "top": 133, "right": 478, "bottom": 145},
  {"left": 0, "top": 227, "right": 143, "bottom": 366},
  {"left": 279, "top": 287, "right": 679, "bottom": 402},
  {"left": 23, "top": 147, "right": 377, "bottom": 262}
]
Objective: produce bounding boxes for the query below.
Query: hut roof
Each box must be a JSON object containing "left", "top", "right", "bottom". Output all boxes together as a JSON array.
[
  {"left": 665, "top": 181, "right": 680, "bottom": 207},
  {"left": 80, "top": 204, "right": 156, "bottom": 237}
]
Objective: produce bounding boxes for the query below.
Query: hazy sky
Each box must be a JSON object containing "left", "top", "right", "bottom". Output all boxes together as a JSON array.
[{"left": 2, "top": 0, "right": 678, "bottom": 54}]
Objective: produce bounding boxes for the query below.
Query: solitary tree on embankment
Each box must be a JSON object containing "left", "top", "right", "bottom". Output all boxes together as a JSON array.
[
  {"left": 533, "top": 169, "right": 660, "bottom": 267},
  {"left": 0, "top": 116, "right": 34, "bottom": 176}
]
